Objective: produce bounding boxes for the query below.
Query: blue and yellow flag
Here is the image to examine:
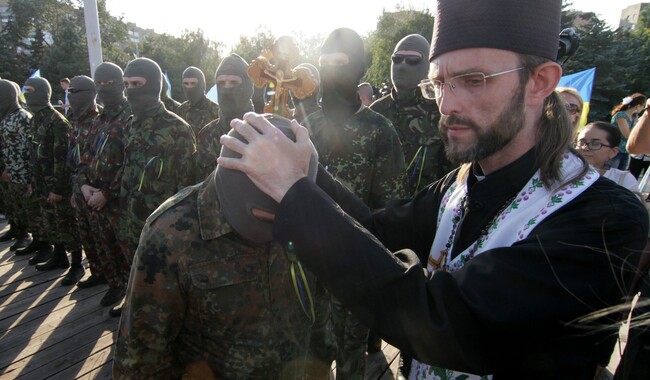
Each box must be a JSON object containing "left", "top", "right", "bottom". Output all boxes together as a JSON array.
[
  {"left": 557, "top": 67, "right": 596, "bottom": 127},
  {"left": 164, "top": 71, "right": 172, "bottom": 98}
]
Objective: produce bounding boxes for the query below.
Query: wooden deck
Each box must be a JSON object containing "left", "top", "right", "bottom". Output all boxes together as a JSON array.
[{"left": 0, "top": 222, "right": 400, "bottom": 380}]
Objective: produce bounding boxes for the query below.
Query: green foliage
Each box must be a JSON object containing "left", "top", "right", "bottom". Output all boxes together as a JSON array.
[
  {"left": 139, "top": 29, "right": 223, "bottom": 101},
  {"left": 231, "top": 27, "right": 276, "bottom": 63},
  {"left": 365, "top": 7, "right": 434, "bottom": 86}
]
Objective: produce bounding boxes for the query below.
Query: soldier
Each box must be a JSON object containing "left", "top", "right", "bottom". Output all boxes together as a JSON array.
[
  {"left": 64, "top": 75, "right": 102, "bottom": 286},
  {"left": 161, "top": 78, "right": 181, "bottom": 113},
  {"left": 114, "top": 117, "right": 329, "bottom": 379},
  {"left": 357, "top": 82, "right": 374, "bottom": 107},
  {"left": 196, "top": 54, "right": 254, "bottom": 181},
  {"left": 303, "top": 27, "right": 408, "bottom": 379},
  {"left": 0, "top": 80, "right": 33, "bottom": 251},
  {"left": 22, "top": 77, "right": 82, "bottom": 274},
  {"left": 175, "top": 66, "right": 220, "bottom": 136},
  {"left": 371, "top": 34, "right": 454, "bottom": 196},
  {"left": 76, "top": 62, "right": 131, "bottom": 309},
  {"left": 115, "top": 57, "right": 197, "bottom": 317},
  {"left": 291, "top": 63, "right": 321, "bottom": 124}
]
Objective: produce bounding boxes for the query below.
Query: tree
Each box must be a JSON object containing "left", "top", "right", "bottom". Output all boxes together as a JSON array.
[
  {"left": 365, "top": 7, "right": 434, "bottom": 86},
  {"left": 231, "top": 27, "right": 276, "bottom": 64}
]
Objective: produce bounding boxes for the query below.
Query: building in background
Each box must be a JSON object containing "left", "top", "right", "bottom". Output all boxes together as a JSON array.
[{"left": 619, "top": 3, "right": 650, "bottom": 30}]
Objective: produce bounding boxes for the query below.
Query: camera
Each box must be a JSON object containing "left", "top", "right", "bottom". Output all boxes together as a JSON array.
[{"left": 557, "top": 28, "right": 580, "bottom": 64}]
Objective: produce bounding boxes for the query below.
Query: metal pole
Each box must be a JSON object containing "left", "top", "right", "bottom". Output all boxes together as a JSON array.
[{"left": 83, "top": 0, "right": 103, "bottom": 77}]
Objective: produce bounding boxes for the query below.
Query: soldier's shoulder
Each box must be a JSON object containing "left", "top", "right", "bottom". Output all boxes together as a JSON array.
[
  {"left": 357, "top": 108, "right": 396, "bottom": 132},
  {"left": 369, "top": 94, "right": 393, "bottom": 113},
  {"left": 146, "top": 183, "right": 200, "bottom": 228},
  {"left": 198, "top": 119, "right": 225, "bottom": 140}
]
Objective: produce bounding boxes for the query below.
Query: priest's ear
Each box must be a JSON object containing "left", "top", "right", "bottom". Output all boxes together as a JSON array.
[{"left": 525, "top": 61, "right": 562, "bottom": 108}]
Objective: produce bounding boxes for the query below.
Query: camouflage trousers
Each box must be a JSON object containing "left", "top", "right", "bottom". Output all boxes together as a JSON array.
[
  {"left": 34, "top": 188, "right": 81, "bottom": 250},
  {"left": 331, "top": 297, "right": 368, "bottom": 380},
  {"left": 6, "top": 181, "right": 31, "bottom": 233},
  {"left": 118, "top": 212, "right": 146, "bottom": 266},
  {"left": 88, "top": 201, "right": 130, "bottom": 289},
  {"left": 22, "top": 191, "right": 48, "bottom": 242},
  {"left": 0, "top": 180, "right": 15, "bottom": 226},
  {"left": 71, "top": 189, "right": 99, "bottom": 273}
]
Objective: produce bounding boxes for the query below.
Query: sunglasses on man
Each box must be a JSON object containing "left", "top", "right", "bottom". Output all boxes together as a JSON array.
[{"left": 391, "top": 55, "right": 423, "bottom": 65}]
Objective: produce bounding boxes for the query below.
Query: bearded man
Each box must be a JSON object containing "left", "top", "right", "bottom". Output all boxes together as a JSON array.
[{"left": 218, "top": 0, "right": 648, "bottom": 377}]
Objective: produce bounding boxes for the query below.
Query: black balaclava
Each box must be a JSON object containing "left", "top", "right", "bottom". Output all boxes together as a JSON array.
[
  {"left": 94, "top": 62, "right": 125, "bottom": 108},
  {"left": 68, "top": 75, "right": 97, "bottom": 118},
  {"left": 320, "top": 27, "right": 365, "bottom": 124},
  {"left": 24, "top": 77, "right": 52, "bottom": 113},
  {"left": 216, "top": 54, "right": 254, "bottom": 126},
  {"left": 215, "top": 115, "right": 318, "bottom": 244},
  {"left": 0, "top": 79, "right": 20, "bottom": 119},
  {"left": 182, "top": 66, "right": 206, "bottom": 105},
  {"left": 392, "top": 34, "right": 430, "bottom": 94},
  {"left": 293, "top": 63, "right": 320, "bottom": 106},
  {"left": 123, "top": 57, "right": 163, "bottom": 121}
]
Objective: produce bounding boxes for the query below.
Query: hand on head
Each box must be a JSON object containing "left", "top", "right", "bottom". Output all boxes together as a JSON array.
[{"left": 217, "top": 112, "right": 316, "bottom": 203}]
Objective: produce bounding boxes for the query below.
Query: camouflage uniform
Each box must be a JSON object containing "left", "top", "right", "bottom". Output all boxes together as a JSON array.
[
  {"left": 30, "top": 106, "right": 80, "bottom": 250},
  {"left": 305, "top": 107, "right": 408, "bottom": 208},
  {"left": 0, "top": 108, "right": 33, "bottom": 235},
  {"left": 305, "top": 107, "right": 408, "bottom": 378},
  {"left": 68, "top": 107, "right": 100, "bottom": 267},
  {"left": 371, "top": 88, "right": 454, "bottom": 195},
  {"left": 114, "top": 172, "right": 328, "bottom": 379},
  {"left": 195, "top": 118, "right": 229, "bottom": 181},
  {"left": 162, "top": 96, "right": 181, "bottom": 113},
  {"left": 175, "top": 97, "right": 220, "bottom": 137},
  {"left": 77, "top": 99, "right": 131, "bottom": 288},
  {"left": 119, "top": 104, "right": 196, "bottom": 262}
]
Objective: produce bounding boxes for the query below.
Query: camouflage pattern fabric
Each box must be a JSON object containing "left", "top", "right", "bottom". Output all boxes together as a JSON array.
[
  {"left": 371, "top": 89, "right": 454, "bottom": 195},
  {"left": 114, "top": 172, "right": 329, "bottom": 379},
  {"left": 0, "top": 108, "right": 33, "bottom": 232},
  {"left": 305, "top": 107, "right": 408, "bottom": 209},
  {"left": 195, "top": 118, "right": 229, "bottom": 182},
  {"left": 304, "top": 107, "right": 408, "bottom": 379},
  {"left": 175, "top": 96, "right": 220, "bottom": 137},
  {"left": 30, "top": 106, "right": 79, "bottom": 248},
  {"left": 118, "top": 105, "right": 196, "bottom": 262},
  {"left": 162, "top": 96, "right": 181, "bottom": 113},
  {"left": 69, "top": 108, "right": 100, "bottom": 264},
  {"left": 77, "top": 99, "right": 131, "bottom": 288}
]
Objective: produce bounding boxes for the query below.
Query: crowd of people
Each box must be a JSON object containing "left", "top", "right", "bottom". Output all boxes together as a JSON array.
[{"left": 1, "top": 0, "right": 649, "bottom": 378}]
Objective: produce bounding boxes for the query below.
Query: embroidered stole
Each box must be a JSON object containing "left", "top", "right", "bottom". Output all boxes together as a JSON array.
[{"left": 411, "top": 153, "right": 598, "bottom": 380}]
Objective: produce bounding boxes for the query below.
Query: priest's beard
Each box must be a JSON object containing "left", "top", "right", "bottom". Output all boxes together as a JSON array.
[{"left": 439, "top": 84, "right": 526, "bottom": 164}]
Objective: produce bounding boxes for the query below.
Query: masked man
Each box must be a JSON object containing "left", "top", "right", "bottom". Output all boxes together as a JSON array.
[
  {"left": 22, "top": 77, "right": 82, "bottom": 274},
  {"left": 371, "top": 34, "right": 454, "bottom": 195},
  {"left": 175, "top": 66, "right": 220, "bottom": 137},
  {"left": 116, "top": 57, "right": 197, "bottom": 316},
  {"left": 76, "top": 62, "right": 132, "bottom": 308},
  {"left": 114, "top": 116, "right": 329, "bottom": 379},
  {"left": 303, "top": 27, "right": 409, "bottom": 378},
  {"left": 0, "top": 80, "right": 33, "bottom": 251},
  {"left": 196, "top": 54, "right": 254, "bottom": 181}
]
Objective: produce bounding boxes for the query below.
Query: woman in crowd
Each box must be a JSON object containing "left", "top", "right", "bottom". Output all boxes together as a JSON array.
[{"left": 611, "top": 93, "right": 647, "bottom": 170}]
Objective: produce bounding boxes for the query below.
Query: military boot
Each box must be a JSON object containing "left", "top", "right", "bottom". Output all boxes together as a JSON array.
[
  {"left": 35, "top": 244, "right": 69, "bottom": 271},
  {"left": 10, "top": 231, "right": 32, "bottom": 251},
  {"left": 60, "top": 250, "right": 85, "bottom": 286},
  {"left": 0, "top": 224, "right": 20, "bottom": 242},
  {"left": 26, "top": 242, "right": 53, "bottom": 265},
  {"left": 16, "top": 239, "right": 48, "bottom": 256}
]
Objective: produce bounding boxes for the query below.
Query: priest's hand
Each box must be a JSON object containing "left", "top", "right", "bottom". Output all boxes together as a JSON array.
[{"left": 218, "top": 112, "right": 314, "bottom": 203}]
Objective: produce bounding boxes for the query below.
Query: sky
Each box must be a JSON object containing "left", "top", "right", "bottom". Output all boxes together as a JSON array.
[{"left": 105, "top": 0, "right": 644, "bottom": 52}]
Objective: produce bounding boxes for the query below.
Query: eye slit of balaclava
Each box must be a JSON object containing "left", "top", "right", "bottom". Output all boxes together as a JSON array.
[
  {"left": 123, "top": 57, "right": 163, "bottom": 121},
  {"left": 94, "top": 62, "right": 125, "bottom": 108},
  {"left": 215, "top": 54, "right": 254, "bottom": 126},
  {"left": 182, "top": 66, "right": 206, "bottom": 105}
]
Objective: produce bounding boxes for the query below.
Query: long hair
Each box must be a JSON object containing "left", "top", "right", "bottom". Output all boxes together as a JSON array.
[
  {"left": 611, "top": 93, "right": 646, "bottom": 116},
  {"left": 518, "top": 54, "right": 589, "bottom": 189}
]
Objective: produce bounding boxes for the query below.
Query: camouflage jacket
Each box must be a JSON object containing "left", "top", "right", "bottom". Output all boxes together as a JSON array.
[
  {"left": 0, "top": 108, "right": 33, "bottom": 185},
  {"left": 119, "top": 104, "right": 197, "bottom": 224},
  {"left": 67, "top": 107, "right": 100, "bottom": 173},
  {"left": 195, "top": 118, "right": 229, "bottom": 182},
  {"left": 175, "top": 96, "right": 220, "bottom": 137},
  {"left": 162, "top": 96, "right": 181, "bottom": 113},
  {"left": 114, "top": 172, "right": 321, "bottom": 379},
  {"left": 77, "top": 100, "right": 131, "bottom": 201},
  {"left": 371, "top": 88, "right": 454, "bottom": 195},
  {"left": 304, "top": 107, "right": 408, "bottom": 209},
  {"left": 30, "top": 106, "right": 72, "bottom": 196}
]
